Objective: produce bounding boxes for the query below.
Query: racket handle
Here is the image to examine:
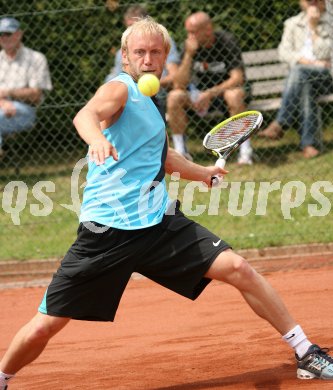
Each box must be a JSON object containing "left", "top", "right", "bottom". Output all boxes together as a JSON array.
[{"left": 211, "top": 158, "right": 226, "bottom": 187}]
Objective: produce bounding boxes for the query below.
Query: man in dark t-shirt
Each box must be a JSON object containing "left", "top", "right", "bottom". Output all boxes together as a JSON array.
[
  {"left": 192, "top": 30, "right": 244, "bottom": 90},
  {"left": 167, "top": 12, "right": 252, "bottom": 164}
]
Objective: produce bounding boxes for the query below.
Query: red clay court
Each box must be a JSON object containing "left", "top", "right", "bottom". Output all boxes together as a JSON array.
[{"left": 0, "top": 250, "right": 333, "bottom": 389}]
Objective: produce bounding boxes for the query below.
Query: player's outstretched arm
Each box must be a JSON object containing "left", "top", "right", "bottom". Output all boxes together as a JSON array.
[{"left": 165, "top": 147, "right": 228, "bottom": 187}]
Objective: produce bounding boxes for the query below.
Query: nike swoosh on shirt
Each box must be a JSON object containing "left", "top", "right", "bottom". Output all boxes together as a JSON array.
[
  {"left": 131, "top": 98, "right": 141, "bottom": 102},
  {"left": 213, "top": 240, "right": 221, "bottom": 247}
]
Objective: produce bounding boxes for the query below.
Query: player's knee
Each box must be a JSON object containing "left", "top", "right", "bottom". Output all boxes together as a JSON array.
[
  {"left": 26, "top": 322, "right": 54, "bottom": 344},
  {"left": 26, "top": 315, "right": 66, "bottom": 344},
  {"left": 226, "top": 255, "right": 256, "bottom": 285},
  {"left": 231, "top": 255, "right": 249, "bottom": 273}
]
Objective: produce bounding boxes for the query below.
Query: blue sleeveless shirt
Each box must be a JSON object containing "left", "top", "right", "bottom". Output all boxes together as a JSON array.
[{"left": 79, "top": 72, "right": 170, "bottom": 229}]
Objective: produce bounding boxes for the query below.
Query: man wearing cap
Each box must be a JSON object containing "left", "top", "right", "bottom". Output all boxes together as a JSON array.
[{"left": 0, "top": 17, "right": 52, "bottom": 156}]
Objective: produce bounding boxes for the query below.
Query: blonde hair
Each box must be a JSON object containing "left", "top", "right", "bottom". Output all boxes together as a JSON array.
[{"left": 121, "top": 16, "right": 171, "bottom": 56}]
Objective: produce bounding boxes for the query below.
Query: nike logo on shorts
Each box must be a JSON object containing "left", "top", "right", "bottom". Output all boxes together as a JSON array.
[{"left": 213, "top": 239, "right": 221, "bottom": 247}]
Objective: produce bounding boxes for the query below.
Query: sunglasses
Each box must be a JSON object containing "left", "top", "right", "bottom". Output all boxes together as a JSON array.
[{"left": 0, "top": 32, "right": 14, "bottom": 37}]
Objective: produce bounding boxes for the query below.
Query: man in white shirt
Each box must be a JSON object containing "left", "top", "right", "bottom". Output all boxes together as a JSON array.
[{"left": 0, "top": 17, "right": 52, "bottom": 155}]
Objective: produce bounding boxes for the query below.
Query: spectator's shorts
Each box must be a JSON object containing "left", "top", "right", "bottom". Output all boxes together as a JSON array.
[{"left": 39, "top": 201, "right": 231, "bottom": 321}]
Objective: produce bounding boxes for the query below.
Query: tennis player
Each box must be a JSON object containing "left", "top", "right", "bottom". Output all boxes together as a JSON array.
[{"left": 0, "top": 17, "right": 332, "bottom": 389}]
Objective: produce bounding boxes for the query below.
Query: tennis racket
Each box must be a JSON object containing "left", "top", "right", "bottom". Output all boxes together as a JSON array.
[{"left": 203, "top": 110, "right": 263, "bottom": 186}]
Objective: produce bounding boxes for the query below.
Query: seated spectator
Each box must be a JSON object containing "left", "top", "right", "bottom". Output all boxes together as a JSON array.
[
  {"left": 259, "top": 0, "right": 332, "bottom": 158},
  {"left": 0, "top": 17, "right": 52, "bottom": 157},
  {"left": 105, "top": 4, "right": 180, "bottom": 111},
  {"left": 167, "top": 11, "right": 252, "bottom": 164}
]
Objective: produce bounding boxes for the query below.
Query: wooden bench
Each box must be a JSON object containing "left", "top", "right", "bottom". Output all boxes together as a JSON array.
[{"left": 243, "top": 48, "right": 333, "bottom": 112}]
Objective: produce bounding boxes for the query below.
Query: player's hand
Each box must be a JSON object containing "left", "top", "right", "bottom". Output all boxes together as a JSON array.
[
  {"left": 205, "top": 165, "right": 228, "bottom": 188},
  {"left": 89, "top": 138, "right": 118, "bottom": 165}
]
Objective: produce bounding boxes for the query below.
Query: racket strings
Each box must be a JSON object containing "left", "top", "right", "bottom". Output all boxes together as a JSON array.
[{"left": 206, "top": 114, "right": 259, "bottom": 149}]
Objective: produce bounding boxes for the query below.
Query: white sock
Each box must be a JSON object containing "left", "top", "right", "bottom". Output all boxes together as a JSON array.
[
  {"left": 282, "top": 325, "right": 312, "bottom": 358},
  {"left": 0, "top": 371, "right": 15, "bottom": 387},
  {"left": 172, "top": 134, "right": 186, "bottom": 155}
]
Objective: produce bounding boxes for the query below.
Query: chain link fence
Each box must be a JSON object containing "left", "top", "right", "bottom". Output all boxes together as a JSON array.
[{"left": 0, "top": 0, "right": 332, "bottom": 260}]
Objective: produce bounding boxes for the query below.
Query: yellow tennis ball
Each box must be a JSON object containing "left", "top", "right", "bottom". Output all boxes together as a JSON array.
[{"left": 138, "top": 74, "right": 160, "bottom": 97}]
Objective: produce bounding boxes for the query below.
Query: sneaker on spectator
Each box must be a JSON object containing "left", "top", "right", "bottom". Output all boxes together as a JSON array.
[
  {"left": 237, "top": 154, "right": 253, "bottom": 165},
  {"left": 238, "top": 139, "right": 253, "bottom": 165}
]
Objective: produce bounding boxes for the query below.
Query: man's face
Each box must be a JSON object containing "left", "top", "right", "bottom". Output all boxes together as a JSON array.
[
  {"left": 122, "top": 32, "right": 167, "bottom": 82},
  {"left": 301, "top": 0, "right": 326, "bottom": 12},
  {"left": 0, "top": 30, "right": 22, "bottom": 51},
  {"left": 124, "top": 16, "right": 136, "bottom": 27},
  {"left": 185, "top": 19, "right": 211, "bottom": 47}
]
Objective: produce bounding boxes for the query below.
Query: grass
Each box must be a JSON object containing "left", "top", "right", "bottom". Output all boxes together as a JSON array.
[{"left": 0, "top": 127, "right": 332, "bottom": 262}]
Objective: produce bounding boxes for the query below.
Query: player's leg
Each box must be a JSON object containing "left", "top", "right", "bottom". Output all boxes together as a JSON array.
[
  {"left": 138, "top": 206, "right": 333, "bottom": 380},
  {"left": 205, "top": 250, "right": 333, "bottom": 380},
  {"left": 0, "top": 313, "right": 69, "bottom": 381},
  {"left": 166, "top": 88, "right": 192, "bottom": 159},
  {"left": 205, "top": 249, "right": 296, "bottom": 334}
]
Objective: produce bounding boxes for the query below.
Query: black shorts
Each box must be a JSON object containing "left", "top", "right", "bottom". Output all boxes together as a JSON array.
[{"left": 39, "top": 201, "right": 231, "bottom": 322}]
